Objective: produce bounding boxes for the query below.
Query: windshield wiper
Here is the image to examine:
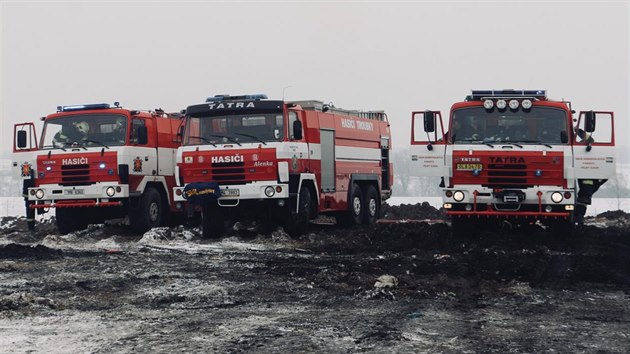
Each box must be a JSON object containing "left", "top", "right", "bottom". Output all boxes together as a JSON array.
[
  {"left": 501, "top": 142, "right": 523, "bottom": 148},
  {"left": 82, "top": 139, "right": 110, "bottom": 149},
  {"left": 207, "top": 134, "right": 241, "bottom": 146},
  {"left": 512, "top": 140, "right": 553, "bottom": 148},
  {"left": 233, "top": 133, "right": 267, "bottom": 145},
  {"left": 187, "top": 135, "right": 217, "bottom": 147}
]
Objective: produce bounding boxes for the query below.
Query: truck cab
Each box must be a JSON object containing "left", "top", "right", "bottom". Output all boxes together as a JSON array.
[{"left": 410, "top": 90, "right": 615, "bottom": 235}]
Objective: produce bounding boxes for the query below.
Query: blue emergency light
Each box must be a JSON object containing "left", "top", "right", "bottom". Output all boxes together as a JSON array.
[
  {"left": 57, "top": 103, "right": 111, "bottom": 112},
  {"left": 468, "top": 90, "right": 547, "bottom": 101},
  {"left": 205, "top": 94, "right": 268, "bottom": 102}
]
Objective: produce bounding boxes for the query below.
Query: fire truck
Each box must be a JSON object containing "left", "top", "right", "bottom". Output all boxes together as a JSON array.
[
  {"left": 12, "top": 103, "right": 184, "bottom": 234},
  {"left": 410, "top": 90, "right": 616, "bottom": 235},
  {"left": 174, "top": 94, "right": 393, "bottom": 238}
]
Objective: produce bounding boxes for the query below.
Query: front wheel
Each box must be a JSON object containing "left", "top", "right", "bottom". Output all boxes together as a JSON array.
[
  {"left": 130, "top": 187, "right": 163, "bottom": 233},
  {"left": 285, "top": 187, "right": 312, "bottom": 237}
]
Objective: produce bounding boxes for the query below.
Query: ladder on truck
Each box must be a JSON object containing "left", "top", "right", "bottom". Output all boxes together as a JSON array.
[{"left": 290, "top": 100, "right": 388, "bottom": 121}]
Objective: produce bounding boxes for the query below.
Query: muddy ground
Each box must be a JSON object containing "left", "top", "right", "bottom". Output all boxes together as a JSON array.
[{"left": 0, "top": 203, "right": 629, "bottom": 353}]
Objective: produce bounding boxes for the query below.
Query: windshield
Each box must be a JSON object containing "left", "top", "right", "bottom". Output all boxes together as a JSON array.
[
  {"left": 41, "top": 114, "right": 128, "bottom": 149},
  {"left": 451, "top": 107, "right": 568, "bottom": 145},
  {"left": 184, "top": 112, "right": 284, "bottom": 145}
]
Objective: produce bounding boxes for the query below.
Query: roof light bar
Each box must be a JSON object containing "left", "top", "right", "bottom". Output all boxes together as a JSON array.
[
  {"left": 57, "top": 103, "right": 111, "bottom": 112},
  {"left": 469, "top": 89, "right": 547, "bottom": 101},
  {"left": 205, "top": 94, "right": 268, "bottom": 102}
]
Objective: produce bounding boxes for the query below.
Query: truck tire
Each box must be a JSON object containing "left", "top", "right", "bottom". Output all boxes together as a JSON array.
[
  {"left": 363, "top": 185, "right": 380, "bottom": 225},
  {"left": 202, "top": 204, "right": 224, "bottom": 239},
  {"left": 130, "top": 187, "right": 163, "bottom": 233},
  {"left": 336, "top": 183, "right": 364, "bottom": 227},
  {"left": 285, "top": 186, "right": 311, "bottom": 237},
  {"left": 56, "top": 208, "right": 87, "bottom": 234}
]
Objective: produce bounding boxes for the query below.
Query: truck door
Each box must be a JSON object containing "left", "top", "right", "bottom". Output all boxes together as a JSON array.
[
  {"left": 410, "top": 110, "right": 448, "bottom": 177},
  {"left": 573, "top": 111, "right": 616, "bottom": 179}
]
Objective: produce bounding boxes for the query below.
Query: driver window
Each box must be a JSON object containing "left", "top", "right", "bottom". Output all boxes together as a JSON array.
[{"left": 130, "top": 118, "right": 145, "bottom": 144}]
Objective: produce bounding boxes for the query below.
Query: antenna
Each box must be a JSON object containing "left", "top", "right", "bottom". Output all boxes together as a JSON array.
[{"left": 282, "top": 85, "right": 292, "bottom": 101}]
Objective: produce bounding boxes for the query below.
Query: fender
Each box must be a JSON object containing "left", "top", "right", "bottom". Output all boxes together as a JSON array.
[
  {"left": 294, "top": 173, "right": 319, "bottom": 213},
  {"left": 348, "top": 173, "right": 380, "bottom": 202},
  {"left": 134, "top": 176, "right": 171, "bottom": 204}
]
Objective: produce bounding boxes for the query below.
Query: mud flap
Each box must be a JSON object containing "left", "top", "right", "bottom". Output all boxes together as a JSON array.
[{"left": 183, "top": 182, "right": 221, "bottom": 205}]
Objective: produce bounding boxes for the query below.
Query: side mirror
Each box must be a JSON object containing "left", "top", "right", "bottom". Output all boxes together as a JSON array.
[
  {"left": 293, "top": 120, "right": 303, "bottom": 140},
  {"left": 138, "top": 126, "right": 148, "bottom": 145},
  {"left": 17, "top": 130, "right": 27, "bottom": 149},
  {"left": 560, "top": 130, "right": 568, "bottom": 144},
  {"left": 584, "top": 111, "right": 596, "bottom": 132},
  {"left": 424, "top": 110, "right": 435, "bottom": 133}
]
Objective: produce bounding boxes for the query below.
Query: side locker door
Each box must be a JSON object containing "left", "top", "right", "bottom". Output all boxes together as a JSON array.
[
  {"left": 320, "top": 129, "right": 335, "bottom": 192},
  {"left": 573, "top": 111, "right": 616, "bottom": 179},
  {"left": 409, "top": 111, "right": 448, "bottom": 177}
]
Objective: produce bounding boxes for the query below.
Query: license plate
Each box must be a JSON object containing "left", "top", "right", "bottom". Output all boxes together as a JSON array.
[
  {"left": 65, "top": 189, "right": 84, "bottom": 195},
  {"left": 457, "top": 163, "right": 482, "bottom": 171},
  {"left": 220, "top": 189, "right": 239, "bottom": 197}
]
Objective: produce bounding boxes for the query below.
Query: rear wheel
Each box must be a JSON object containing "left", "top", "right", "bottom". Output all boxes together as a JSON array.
[
  {"left": 285, "top": 186, "right": 311, "bottom": 237},
  {"left": 337, "top": 183, "right": 363, "bottom": 227},
  {"left": 130, "top": 187, "right": 163, "bottom": 233},
  {"left": 363, "top": 185, "right": 380, "bottom": 225}
]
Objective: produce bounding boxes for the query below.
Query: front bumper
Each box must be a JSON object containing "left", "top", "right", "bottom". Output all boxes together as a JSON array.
[
  {"left": 442, "top": 186, "right": 574, "bottom": 218},
  {"left": 174, "top": 181, "right": 289, "bottom": 206},
  {"left": 28, "top": 183, "right": 129, "bottom": 208}
]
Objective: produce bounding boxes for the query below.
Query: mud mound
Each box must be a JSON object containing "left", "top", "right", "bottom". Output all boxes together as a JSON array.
[
  {"left": 0, "top": 243, "right": 62, "bottom": 259},
  {"left": 382, "top": 202, "right": 445, "bottom": 220},
  {"left": 596, "top": 209, "right": 630, "bottom": 219}
]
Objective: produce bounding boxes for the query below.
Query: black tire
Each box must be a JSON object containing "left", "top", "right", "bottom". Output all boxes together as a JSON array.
[
  {"left": 130, "top": 187, "right": 163, "bottom": 233},
  {"left": 336, "top": 183, "right": 363, "bottom": 227},
  {"left": 202, "top": 204, "right": 224, "bottom": 239},
  {"left": 56, "top": 208, "right": 87, "bottom": 234},
  {"left": 285, "top": 186, "right": 312, "bottom": 237},
  {"left": 363, "top": 185, "right": 380, "bottom": 225}
]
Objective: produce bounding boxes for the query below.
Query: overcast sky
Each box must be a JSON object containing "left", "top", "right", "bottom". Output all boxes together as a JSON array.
[{"left": 1, "top": 1, "right": 628, "bottom": 165}]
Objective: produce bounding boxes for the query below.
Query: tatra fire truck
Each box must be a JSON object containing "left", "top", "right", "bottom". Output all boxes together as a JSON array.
[
  {"left": 174, "top": 94, "right": 393, "bottom": 238},
  {"left": 410, "top": 90, "right": 616, "bottom": 235},
  {"left": 12, "top": 103, "right": 184, "bottom": 234}
]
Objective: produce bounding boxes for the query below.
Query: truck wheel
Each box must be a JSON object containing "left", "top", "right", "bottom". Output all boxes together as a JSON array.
[
  {"left": 363, "top": 185, "right": 380, "bottom": 225},
  {"left": 130, "top": 187, "right": 163, "bottom": 233},
  {"left": 285, "top": 186, "right": 311, "bottom": 237},
  {"left": 337, "top": 183, "right": 364, "bottom": 227},
  {"left": 56, "top": 208, "right": 86, "bottom": 234},
  {"left": 202, "top": 204, "right": 224, "bottom": 239}
]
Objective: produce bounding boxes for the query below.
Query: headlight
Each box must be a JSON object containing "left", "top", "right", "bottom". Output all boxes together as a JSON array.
[
  {"left": 35, "top": 189, "right": 45, "bottom": 199},
  {"left": 105, "top": 186, "right": 116, "bottom": 197},
  {"left": 521, "top": 99, "right": 532, "bottom": 109},
  {"left": 264, "top": 186, "right": 275, "bottom": 197},
  {"left": 99, "top": 163, "right": 106, "bottom": 169},
  {"left": 551, "top": 192, "right": 563, "bottom": 203},
  {"left": 453, "top": 191, "right": 465, "bottom": 202},
  {"left": 496, "top": 99, "right": 507, "bottom": 109},
  {"left": 509, "top": 99, "right": 519, "bottom": 109},
  {"left": 483, "top": 99, "right": 494, "bottom": 109}
]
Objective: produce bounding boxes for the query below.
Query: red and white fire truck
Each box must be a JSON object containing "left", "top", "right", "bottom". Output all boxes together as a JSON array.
[
  {"left": 410, "top": 90, "right": 616, "bottom": 235},
  {"left": 12, "top": 103, "right": 184, "bottom": 234},
  {"left": 174, "top": 94, "right": 393, "bottom": 237}
]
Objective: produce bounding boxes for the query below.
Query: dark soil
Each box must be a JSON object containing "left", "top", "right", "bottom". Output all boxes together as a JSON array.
[{"left": 0, "top": 204, "right": 629, "bottom": 352}]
